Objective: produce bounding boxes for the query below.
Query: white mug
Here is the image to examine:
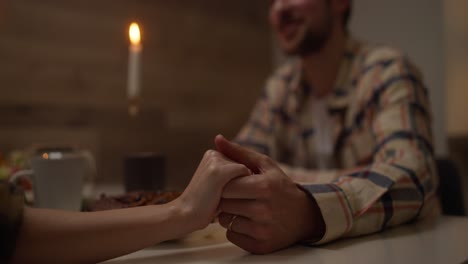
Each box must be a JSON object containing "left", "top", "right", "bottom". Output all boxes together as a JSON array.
[{"left": 10, "top": 150, "right": 94, "bottom": 211}]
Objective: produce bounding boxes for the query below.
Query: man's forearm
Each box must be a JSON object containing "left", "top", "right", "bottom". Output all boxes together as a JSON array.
[{"left": 12, "top": 202, "right": 193, "bottom": 264}]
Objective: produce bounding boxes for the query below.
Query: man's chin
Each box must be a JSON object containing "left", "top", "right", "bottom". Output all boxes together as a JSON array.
[
  {"left": 278, "top": 39, "right": 303, "bottom": 56},
  {"left": 279, "top": 32, "right": 329, "bottom": 57},
  {"left": 277, "top": 30, "right": 316, "bottom": 56}
]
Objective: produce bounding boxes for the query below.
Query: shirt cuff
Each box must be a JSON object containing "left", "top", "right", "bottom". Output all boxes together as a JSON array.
[{"left": 300, "top": 183, "right": 353, "bottom": 244}]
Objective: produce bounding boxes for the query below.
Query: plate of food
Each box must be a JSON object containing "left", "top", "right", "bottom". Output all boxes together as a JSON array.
[{"left": 86, "top": 190, "right": 182, "bottom": 211}]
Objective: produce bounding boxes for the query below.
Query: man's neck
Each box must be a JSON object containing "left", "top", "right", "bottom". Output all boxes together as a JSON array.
[{"left": 301, "top": 28, "right": 347, "bottom": 98}]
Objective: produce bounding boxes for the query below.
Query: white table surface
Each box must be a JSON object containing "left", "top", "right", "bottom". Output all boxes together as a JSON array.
[{"left": 103, "top": 216, "right": 468, "bottom": 264}]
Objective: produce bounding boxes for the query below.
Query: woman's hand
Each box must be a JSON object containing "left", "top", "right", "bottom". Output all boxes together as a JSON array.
[
  {"left": 10, "top": 140, "right": 250, "bottom": 264},
  {"left": 174, "top": 149, "right": 251, "bottom": 230}
]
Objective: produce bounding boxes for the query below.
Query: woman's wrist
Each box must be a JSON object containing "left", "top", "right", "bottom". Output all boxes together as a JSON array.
[{"left": 165, "top": 197, "right": 200, "bottom": 235}]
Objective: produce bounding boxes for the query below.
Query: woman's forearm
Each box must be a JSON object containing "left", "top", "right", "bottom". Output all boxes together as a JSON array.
[
  {"left": 10, "top": 144, "right": 250, "bottom": 264},
  {"left": 12, "top": 201, "right": 194, "bottom": 264}
]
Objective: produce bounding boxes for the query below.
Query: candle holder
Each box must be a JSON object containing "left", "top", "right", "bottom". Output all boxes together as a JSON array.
[
  {"left": 128, "top": 97, "right": 140, "bottom": 117},
  {"left": 124, "top": 152, "right": 166, "bottom": 192}
]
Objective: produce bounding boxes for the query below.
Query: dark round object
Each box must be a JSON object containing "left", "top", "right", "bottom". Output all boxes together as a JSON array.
[{"left": 124, "top": 153, "right": 166, "bottom": 192}]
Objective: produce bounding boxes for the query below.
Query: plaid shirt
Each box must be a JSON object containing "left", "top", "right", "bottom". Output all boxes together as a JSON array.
[{"left": 236, "top": 37, "right": 439, "bottom": 244}]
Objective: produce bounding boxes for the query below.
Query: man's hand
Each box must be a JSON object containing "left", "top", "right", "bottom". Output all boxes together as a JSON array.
[{"left": 215, "top": 135, "right": 325, "bottom": 254}]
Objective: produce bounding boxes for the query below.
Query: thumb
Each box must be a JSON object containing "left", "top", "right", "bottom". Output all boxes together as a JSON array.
[{"left": 214, "top": 135, "right": 273, "bottom": 173}]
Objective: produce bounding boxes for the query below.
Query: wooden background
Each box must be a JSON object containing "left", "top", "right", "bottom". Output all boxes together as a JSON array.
[{"left": 0, "top": 0, "right": 272, "bottom": 189}]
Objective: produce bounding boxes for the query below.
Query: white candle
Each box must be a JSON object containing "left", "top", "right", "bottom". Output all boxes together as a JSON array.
[{"left": 127, "top": 22, "right": 142, "bottom": 116}]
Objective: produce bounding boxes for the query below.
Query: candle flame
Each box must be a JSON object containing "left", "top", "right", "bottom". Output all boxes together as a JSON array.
[{"left": 129, "top": 22, "right": 141, "bottom": 45}]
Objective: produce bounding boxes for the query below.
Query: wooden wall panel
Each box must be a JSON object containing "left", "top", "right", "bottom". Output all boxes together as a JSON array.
[{"left": 0, "top": 0, "right": 272, "bottom": 188}]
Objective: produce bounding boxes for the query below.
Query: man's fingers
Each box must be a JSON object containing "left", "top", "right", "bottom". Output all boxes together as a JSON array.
[
  {"left": 219, "top": 200, "right": 252, "bottom": 219},
  {"left": 219, "top": 199, "right": 272, "bottom": 223},
  {"left": 226, "top": 230, "right": 258, "bottom": 252},
  {"left": 214, "top": 135, "right": 274, "bottom": 172},
  {"left": 220, "top": 164, "right": 251, "bottom": 183},
  {"left": 221, "top": 175, "right": 263, "bottom": 199},
  {"left": 218, "top": 213, "right": 257, "bottom": 239},
  {"left": 219, "top": 199, "right": 257, "bottom": 220},
  {"left": 220, "top": 213, "right": 274, "bottom": 245},
  {"left": 226, "top": 230, "right": 272, "bottom": 255}
]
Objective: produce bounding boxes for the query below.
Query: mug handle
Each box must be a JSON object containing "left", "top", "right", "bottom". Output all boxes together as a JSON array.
[
  {"left": 10, "top": 170, "right": 34, "bottom": 204},
  {"left": 9, "top": 169, "right": 34, "bottom": 185},
  {"left": 81, "top": 150, "right": 96, "bottom": 197},
  {"left": 82, "top": 150, "right": 96, "bottom": 179}
]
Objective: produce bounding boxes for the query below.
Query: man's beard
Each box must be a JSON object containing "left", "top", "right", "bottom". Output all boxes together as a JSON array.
[
  {"left": 296, "top": 24, "right": 332, "bottom": 56},
  {"left": 282, "top": 3, "right": 334, "bottom": 57},
  {"left": 285, "top": 17, "right": 333, "bottom": 57}
]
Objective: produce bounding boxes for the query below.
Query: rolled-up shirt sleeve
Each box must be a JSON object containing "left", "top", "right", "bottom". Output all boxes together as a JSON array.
[
  {"left": 0, "top": 181, "right": 24, "bottom": 263},
  {"left": 301, "top": 57, "right": 438, "bottom": 244}
]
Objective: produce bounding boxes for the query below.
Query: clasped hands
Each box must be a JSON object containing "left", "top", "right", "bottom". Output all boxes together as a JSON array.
[{"left": 194, "top": 135, "right": 325, "bottom": 254}]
